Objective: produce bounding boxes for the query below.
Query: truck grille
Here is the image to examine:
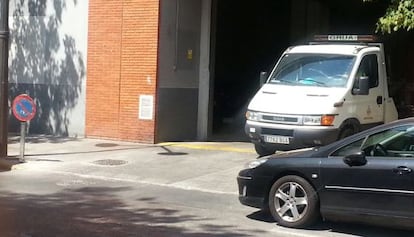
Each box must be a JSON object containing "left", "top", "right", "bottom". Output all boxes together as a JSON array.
[
  {"left": 260, "top": 113, "right": 301, "bottom": 125},
  {"left": 262, "top": 115, "right": 298, "bottom": 123}
]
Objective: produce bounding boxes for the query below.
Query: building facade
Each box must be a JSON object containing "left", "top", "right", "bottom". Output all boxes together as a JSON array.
[
  {"left": 8, "top": 0, "right": 414, "bottom": 144},
  {"left": 9, "top": 0, "right": 89, "bottom": 137},
  {"left": 86, "top": 0, "right": 160, "bottom": 143}
]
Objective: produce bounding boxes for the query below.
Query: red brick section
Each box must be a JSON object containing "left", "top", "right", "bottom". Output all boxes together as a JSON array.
[{"left": 86, "top": 0, "right": 160, "bottom": 143}]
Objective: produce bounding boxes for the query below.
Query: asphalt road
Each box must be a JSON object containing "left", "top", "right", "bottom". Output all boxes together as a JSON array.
[{"left": 0, "top": 138, "right": 412, "bottom": 236}]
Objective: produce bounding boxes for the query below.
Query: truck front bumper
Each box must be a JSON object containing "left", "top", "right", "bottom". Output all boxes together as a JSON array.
[{"left": 245, "top": 121, "right": 340, "bottom": 151}]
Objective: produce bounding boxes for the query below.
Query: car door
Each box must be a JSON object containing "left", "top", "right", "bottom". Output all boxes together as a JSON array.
[
  {"left": 319, "top": 124, "right": 414, "bottom": 219},
  {"left": 352, "top": 53, "right": 384, "bottom": 125}
]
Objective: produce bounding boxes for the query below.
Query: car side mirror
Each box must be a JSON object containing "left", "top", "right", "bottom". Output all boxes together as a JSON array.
[
  {"left": 352, "top": 76, "right": 369, "bottom": 95},
  {"left": 259, "top": 71, "right": 267, "bottom": 86},
  {"left": 343, "top": 151, "right": 367, "bottom": 167}
]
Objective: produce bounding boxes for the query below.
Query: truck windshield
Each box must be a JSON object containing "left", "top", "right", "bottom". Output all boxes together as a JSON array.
[{"left": 269, "top": 53, "right": 355, "bottom": 88}]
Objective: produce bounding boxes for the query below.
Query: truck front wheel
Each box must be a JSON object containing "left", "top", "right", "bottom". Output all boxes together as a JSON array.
[
  {"left": 254, "top": 144, "right": 276, "bottom": 157},
  {"left": 338, "top": 126, "right": 355, "bottom": 140}
]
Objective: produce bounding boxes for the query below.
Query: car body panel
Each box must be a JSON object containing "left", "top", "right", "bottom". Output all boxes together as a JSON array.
[{"left": 320, "top": 156, "right": 414, "bottom": 218}]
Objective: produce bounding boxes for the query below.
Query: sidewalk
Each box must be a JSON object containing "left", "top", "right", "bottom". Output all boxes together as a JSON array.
[
  {"left": 0, "top": 136, "right": 257, "bottom": 193},
  {"left": 0, "top": 136, "right": 256, "bottom": 195},
  {"left": 6, "top": 136, "right": 256, "bottom": 157}
]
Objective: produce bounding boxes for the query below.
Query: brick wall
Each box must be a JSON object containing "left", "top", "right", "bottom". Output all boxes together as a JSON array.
[{"left": 86, "top": 0, "right": 160, "bottom": 143}]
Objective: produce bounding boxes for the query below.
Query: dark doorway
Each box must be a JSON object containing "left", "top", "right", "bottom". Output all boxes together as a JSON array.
[
  {"left": 209, "top": 0, "right": 414, "bottom": 142},
  {"left": 210, "top": 0, "right": 292, "bottom": 141}
]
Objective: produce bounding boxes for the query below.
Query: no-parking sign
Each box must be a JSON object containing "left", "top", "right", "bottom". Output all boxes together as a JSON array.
[{"left": 12, "top": 94, "right": 36, "bottom": 122}]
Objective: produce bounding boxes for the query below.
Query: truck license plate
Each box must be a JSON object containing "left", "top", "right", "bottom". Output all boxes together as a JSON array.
[{"left": 263, "top": 135, "right": 290, "bottom": 144}]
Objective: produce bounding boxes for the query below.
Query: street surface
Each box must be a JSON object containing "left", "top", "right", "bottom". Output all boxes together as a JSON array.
[{"left": 0, "top": 137, "right": 411, "bottom": 236}]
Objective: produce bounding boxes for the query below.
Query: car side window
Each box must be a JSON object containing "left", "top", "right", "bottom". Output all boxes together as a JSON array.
[
  {"left": 331, "top": 138, "right": 365, "bottom": 157},
  {"left": 332, "top": 125, "right": 414, "bottom": 157},
  {"left": 353, "top": 54, "right": 379, "bottom": 89}
]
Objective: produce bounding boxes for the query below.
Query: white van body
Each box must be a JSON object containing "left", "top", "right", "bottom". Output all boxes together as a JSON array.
[{"left": 245, "top": 37, "right": 398, "bottom": 156}]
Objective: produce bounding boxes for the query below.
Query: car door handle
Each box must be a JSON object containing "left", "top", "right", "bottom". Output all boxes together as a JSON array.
[
  {"left": 393, "top": 166, "right": 412, "bottom": 175},
  {"left": 377, "top": 96, "right": 383, "bottom": 105}
]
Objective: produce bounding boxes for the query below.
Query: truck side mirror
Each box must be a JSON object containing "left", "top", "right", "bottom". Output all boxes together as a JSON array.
[
  {"left": 352, "top": 76, "right": 369, "bottom": 95},
  {"left": 259, "top": 71, "right": 268, "bottom": 86}
]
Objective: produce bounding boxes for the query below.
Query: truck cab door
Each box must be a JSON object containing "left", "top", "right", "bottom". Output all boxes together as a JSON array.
[{"left": 353, "top": 53, "right": 384, "bottom": 125}]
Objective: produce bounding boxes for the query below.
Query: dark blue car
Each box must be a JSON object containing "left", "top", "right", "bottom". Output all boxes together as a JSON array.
[{"left": 238, "top": 117, "right": 414, "bottom": 229}]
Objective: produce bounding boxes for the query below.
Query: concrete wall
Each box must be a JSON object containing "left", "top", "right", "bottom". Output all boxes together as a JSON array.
[
  {"left": 8, "top": 0, "right": 89, "bottom": 137},
  {"left": 157, "top": 0, "right": 202, "bottom": 141}
]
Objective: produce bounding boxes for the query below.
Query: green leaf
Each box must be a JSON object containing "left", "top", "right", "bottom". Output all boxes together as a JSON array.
[{"left": 365, "top": 0, "right": 414, "bottom": 33}]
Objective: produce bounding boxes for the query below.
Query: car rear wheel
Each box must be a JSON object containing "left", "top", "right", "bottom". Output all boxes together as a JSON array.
[
  {"left": 254, "top": 144, "right": 276, "bottom": 157},
  {"left": 268, "top": 175, "right": 319, "bottom": 228}
]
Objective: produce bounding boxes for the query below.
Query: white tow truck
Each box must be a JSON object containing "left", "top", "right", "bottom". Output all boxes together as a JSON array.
[{"left": 245, "top": 35, "right": 398, "bottom": 156}]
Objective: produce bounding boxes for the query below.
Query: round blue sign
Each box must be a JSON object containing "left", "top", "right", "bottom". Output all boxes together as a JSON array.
[{"left": 12, "top": 94, "right": 36, "bottom": 122}]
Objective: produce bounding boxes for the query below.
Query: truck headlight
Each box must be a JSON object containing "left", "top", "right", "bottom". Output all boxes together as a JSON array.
[
  {"left": 303, "top": 115, "right": 335, "bottom": 126},
  {"left": 246, "top": 111, "right": 259, "bottom": 121}
]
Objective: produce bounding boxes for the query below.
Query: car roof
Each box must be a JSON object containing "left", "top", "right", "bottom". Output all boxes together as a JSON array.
[{"left": 384, "top": 117, "right": 414, "bottom": 127}]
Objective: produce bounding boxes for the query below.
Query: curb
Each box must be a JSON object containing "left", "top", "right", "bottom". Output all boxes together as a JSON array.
[{"left": 158, "top": 142, "right": 255, "bottom": 154}]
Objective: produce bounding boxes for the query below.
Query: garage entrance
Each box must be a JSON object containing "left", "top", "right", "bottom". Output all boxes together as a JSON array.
[
  {"left": 210, "top": 0, "right": 292, "bottom": 141},
  {"left": 156, "top": 0, "right": 414, "bottom": 143},
  {"left": 208, "top": 0, "right": 413, "bottom": 142}
]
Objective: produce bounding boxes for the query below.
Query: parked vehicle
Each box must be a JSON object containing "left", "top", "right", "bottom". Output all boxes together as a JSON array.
[
  {"left": 238, "top": 117, "right": 414, "bottom": 229},
  {"left": 245, "top": 35, "right": 398, "bottom": 156}
]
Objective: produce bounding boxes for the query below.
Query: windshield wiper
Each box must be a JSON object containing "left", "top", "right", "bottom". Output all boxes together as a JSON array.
[
  {"left": 297, "top": 78, "right": 327, "bottom": 87},
  {"left": 271, "top": 79, "right": 295, "bottom": 84}
]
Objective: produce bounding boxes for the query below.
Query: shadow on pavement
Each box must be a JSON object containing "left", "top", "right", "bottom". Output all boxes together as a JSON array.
[
  {"left": 0, "top": 158, "right": 22, "bottom": 172},
  {"left": 246, "top": 210, "right": 275, "bottom": 223},
  {"left": 246, "top": 210, "right": 413, "bottom": 237},
  {"left": 0, "top": 186, "right": 267, "bottom": 237},
  {"left": 158, "top": 146, "right": 189, "bottom": 156}
]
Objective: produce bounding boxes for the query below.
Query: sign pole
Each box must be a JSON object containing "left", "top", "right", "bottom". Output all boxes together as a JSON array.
[
  {"left": 12, "top": 94, "right": 36, "bottom": 162},
  {"left": 19, "top": 122, "right": 26, "bottom": 162},
  {"left": 0, "top": 0, "right": 10, "bottom": 158}
]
